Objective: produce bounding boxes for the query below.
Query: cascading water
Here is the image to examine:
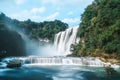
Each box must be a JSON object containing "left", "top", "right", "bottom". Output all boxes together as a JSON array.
[
  {"left": 3, "top": 57, "right": 107, "bottom": 67},
  {"left": 53, "top": 26, "right": 79, "bottom": 56}
]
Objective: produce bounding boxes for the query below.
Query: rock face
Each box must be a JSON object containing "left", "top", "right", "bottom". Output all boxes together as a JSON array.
[
  {"left": 0, "top": 27, "right": 26, "bottom": 58},
  {"left": 6, "top": 59, "right": 22, "bottom": 68},
  {"left": 104, "top": 66, "right": 118, "bottom": 75}
]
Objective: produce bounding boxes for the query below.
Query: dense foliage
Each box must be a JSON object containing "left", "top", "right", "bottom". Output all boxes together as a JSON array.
[
  {"left": 20, "top": 19, "right": 68, "bottom": 41},
  {"left": 0, "top": 13, "right": 68, "bottom": 58},
  {"left": 0, "top": 13, "right": 68, "bottom": 42},
  {"left": 72, "top": 0, "right": 120, "bottom": 58}
]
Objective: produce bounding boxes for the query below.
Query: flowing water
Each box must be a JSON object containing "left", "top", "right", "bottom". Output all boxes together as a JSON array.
[
  {"left": 0, "top": 65, "right": 120, "bottom": 80},
  {"left": 1, "top": 24, "right": 120, "bottom": 80},
  {"left": 53, "top": 26, "right": 79, "bottom": 55}
]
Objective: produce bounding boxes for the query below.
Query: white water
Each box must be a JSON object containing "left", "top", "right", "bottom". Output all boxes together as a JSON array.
[
  {"left": 1, "top": 57, "right": 119, "bottom": 68},
  {"left": 18, "top": 57, "right": 106, "bottom": 67},
  {"left": 53, "top": 26, "right": 79, "bottom": 56}
]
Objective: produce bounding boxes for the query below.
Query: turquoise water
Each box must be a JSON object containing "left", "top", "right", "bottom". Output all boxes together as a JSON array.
[{"left": 0, "top": 65, "right": 120, "bottom": 80}]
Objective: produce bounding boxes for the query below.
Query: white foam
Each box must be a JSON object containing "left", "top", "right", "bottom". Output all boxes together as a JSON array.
[{"left": 20, "top": 57, "right": 108, "bottom": 67}]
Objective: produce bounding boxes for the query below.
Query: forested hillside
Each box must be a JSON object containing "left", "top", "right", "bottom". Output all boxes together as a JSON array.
[
  {"left": 0, "top": 13, "right": 68, "bottom": 58},
  {"left": 0, "top": 13, "right": 68, "bottom": 42},
  {"left": 72, "top": 0, "right": 120, "bottom": 59}
]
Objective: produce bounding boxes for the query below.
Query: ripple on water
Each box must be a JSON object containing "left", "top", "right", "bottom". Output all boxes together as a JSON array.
[
  {"left": 0, "top": 66, "right": 120, "bottom": 80},
  {"left": 52, "top": 66, "right": 85, "bottom": 80}
]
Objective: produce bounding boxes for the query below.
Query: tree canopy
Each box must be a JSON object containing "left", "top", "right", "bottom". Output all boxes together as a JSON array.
[
  {"left": 72, "top": 0, "right": 120, "bottom": 58},
  {"left": 0, "top": 13, "right": 68, "bottom": 42}
]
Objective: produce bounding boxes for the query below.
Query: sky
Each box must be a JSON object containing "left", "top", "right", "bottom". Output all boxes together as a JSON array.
[{"left": 0, "top": 0, "right": 94, "bottom": 27}]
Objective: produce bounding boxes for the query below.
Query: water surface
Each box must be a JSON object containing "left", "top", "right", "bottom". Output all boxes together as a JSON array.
[{"left": 0, "top": 65, "right": 120, "bottom": 80}]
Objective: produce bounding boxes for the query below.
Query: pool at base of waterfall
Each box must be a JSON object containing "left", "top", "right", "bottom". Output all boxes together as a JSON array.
[
  {"left": 0, "top": 57, "right": 120, "bottom": 80},
  {"left": 0, "top": 65, "right": 120, "bottom": 80}
]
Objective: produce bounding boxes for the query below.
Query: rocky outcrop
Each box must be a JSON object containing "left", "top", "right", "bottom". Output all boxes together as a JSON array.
[
  {"left": 0, "top": 26, "right": 26, "bottom": 58},
  {"left": 6, "top": 59, "right": 22, "bottom": 68}
]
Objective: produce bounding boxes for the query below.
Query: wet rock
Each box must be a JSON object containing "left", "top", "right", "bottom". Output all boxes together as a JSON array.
[{"left": 7, "top": 59, "right": 22, "bottom": 68}]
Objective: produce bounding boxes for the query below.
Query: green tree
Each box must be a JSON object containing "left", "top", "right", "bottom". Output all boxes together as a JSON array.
[{"left": 72, "top": 0, "right": 120, "bottom": 58}]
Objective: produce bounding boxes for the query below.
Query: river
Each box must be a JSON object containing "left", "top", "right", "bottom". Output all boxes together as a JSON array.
[{"left": 0, "top": 65, "right": 120, "bottom": 80}]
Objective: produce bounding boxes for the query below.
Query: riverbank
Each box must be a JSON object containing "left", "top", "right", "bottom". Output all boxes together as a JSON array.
[
  {"left": 81, "top": 56, "right": 120, "bottom": 68},
  {"left": 96, "top": 57, "right": 120, "bottom": 65}
]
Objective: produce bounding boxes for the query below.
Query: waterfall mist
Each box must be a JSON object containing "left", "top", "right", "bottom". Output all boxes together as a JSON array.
[
  {"left": 2, "top": 16, "right": 79, "bottom": 57},
  {"left": 38, "top": 44, "right": 63, "bottom": 56},
  {"left": 3, "top": 20, "right": 63, "bottom": 56}
]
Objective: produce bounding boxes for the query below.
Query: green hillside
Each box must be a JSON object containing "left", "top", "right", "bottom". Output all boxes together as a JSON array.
[
  {"left": 72, "top": 0, "right": 120, "bottom": 59},
  {"left": 0, "top": 13, "right": 68, "bottom": 42}
]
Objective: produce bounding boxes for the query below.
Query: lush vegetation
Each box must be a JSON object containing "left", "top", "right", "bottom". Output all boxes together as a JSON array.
[
  {"left": 72, "top": 0, "right": 120, "bottom": 59},
  {"left": 0, "top": 13, "right": 68, "bottom": 42},
  {"left": 0, "top": 13, "right": 68, "bottom": 58}
]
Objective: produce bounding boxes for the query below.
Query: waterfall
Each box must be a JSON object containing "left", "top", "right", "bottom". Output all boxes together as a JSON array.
[
  {"left": 5, "top": 57, "right": 106, "bottom": 67},
  {"left": 53, "top": 26, "right": 79, "bottom": 55}
]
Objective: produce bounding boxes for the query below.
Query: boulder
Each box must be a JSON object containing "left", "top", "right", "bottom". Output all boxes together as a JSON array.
[{"left": 6, "top": 59, "right": 22, "bottom": 68}]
